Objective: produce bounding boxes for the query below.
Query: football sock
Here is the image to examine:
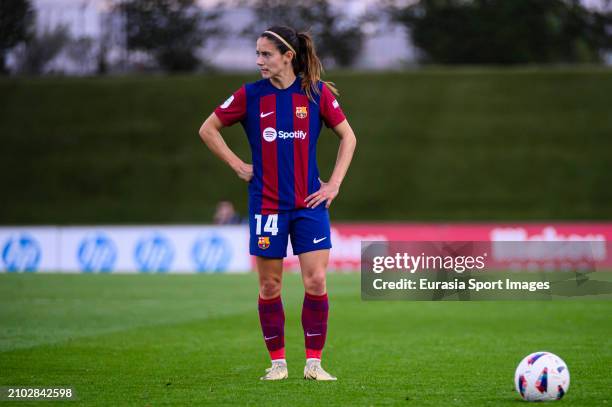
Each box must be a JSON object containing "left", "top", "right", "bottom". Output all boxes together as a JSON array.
[
  {"left": 258, "top": 295, "right": 285, "bottom": 361},
  {"left": 302, "top": 292, "right": 329, "bottom": 360}
]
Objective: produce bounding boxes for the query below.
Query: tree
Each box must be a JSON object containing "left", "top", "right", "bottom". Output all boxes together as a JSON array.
[
  {"left": 0, "top": 0, "right": 34, "bottom": 74},
  {"left": 13, "top": 25, "right": 71, "bottom": 75},
  {"left": 390, "top": 0, "right": 612, "bottom": 64},
  {"left": 241, "top": 0, "right": 364, "bottom": 67},
  {"left": 115, "top": 0, "right": 223, "bottom": 72},
  {"left": 66, "top": 36, "right": 98, "bottom": 74}
]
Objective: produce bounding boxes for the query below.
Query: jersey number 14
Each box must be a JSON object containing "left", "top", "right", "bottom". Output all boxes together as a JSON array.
[{"left": 254, "top": 214, "right": 279, "bottom": 236}]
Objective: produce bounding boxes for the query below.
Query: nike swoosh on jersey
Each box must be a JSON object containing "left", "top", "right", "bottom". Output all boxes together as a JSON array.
[
  {"left": 313, "top": 237, "right": 327, "bottom": 244},
  {"left": 260, "top": 111, "right": 274, "bottom": 118}
]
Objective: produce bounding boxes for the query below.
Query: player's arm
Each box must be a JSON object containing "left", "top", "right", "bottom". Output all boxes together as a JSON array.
[
  {"left": 327, "top": 119, "right": 357, "bottom": 189},
  {"left": 198, "top": 113, "right": 253, "bottom": 182},
  {"left": 305, "top": 82, "right": 356, "bottom": 209},
  {"left": 305, "top": 119, "right": 357, "bottom": 209}
]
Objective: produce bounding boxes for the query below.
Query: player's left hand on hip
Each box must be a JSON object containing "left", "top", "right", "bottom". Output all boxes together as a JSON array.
[{"left": 305, "top": 178, "right": 339, "bottom": 209}]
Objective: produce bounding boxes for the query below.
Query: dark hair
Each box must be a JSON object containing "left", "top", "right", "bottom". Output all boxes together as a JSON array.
[{"left": 260, "top": 25, "right": 338, "bottom": 102}]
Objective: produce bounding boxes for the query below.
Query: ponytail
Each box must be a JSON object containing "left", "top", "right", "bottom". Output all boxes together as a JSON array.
[
  {"left": 261, "top": 26, "right": 339, "bottom": 102},
  {"left": 296, "top": 32, "right": 338, "bottom": 102}
]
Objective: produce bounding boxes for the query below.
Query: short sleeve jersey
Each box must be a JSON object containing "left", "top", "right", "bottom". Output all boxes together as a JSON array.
[{"left": 214, "top": 78, "right": 346, "bottom": 214}]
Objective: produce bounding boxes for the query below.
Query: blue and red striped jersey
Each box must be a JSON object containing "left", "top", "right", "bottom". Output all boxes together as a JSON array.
[{"left": 214, "top": 77, "right": 346, "bottom": 214}]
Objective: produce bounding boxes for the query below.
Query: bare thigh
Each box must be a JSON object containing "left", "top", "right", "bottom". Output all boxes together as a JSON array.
[
  {"left": 256, "top": 256, "right": 284, "bottom": 299},
  {"left": 298, "top": 249, "right": 330, "bottom": 296}
]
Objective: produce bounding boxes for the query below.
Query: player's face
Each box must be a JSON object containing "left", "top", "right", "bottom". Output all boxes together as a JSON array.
[{"left": 256, "top": 37, "right": 293, "bottom": 79}]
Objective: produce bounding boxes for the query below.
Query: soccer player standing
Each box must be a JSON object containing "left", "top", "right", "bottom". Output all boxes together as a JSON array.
[{"left": 199, "top": 26, "right": 357, "bottom": 380}]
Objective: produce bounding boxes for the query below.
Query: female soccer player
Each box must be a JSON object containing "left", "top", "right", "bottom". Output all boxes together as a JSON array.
[{"left": 199, "top": 26, "right": 357, "bottom": 381}]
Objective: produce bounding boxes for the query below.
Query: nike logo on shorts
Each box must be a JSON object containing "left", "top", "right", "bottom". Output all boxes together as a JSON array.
[
  {"left": 306, "top": 332, "right": 321, "bottom": 337},
  {"left": 313, "top": 237, "right": 327, "bottom": 244},
  {"left": 264, "top": 335, "right": 278, "bottom": 341},
  {"left": 260, "top": 111, "right": 274, "bottom": 118}
]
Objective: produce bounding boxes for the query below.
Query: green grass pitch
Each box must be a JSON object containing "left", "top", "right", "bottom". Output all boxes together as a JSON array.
[{"left": 1, "top": 272, "right": 610, "bottom": 406}]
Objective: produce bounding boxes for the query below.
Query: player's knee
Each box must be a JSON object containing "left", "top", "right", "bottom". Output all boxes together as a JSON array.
[
  {"left": 304, "top": 272, "right": 326, "bottom": 295},
  {"left": 260, "top": 277, "right": 282, "bottom": 298}
]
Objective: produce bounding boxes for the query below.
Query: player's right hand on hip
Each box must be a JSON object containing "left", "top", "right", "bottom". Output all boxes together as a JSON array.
[{"left": 235, "top": 162, "right": 253, "bottom": 182}]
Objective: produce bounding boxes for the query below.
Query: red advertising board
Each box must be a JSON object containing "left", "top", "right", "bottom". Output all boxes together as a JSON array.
[{"left": 279, "top": 223, "right": 612, "bottom": 271}]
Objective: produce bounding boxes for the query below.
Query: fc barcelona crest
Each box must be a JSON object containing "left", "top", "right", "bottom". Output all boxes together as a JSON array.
[
  {"left": 258, "top": 236, "right": 270, "bottom": 250},
  {"left": 295, "top": 106, "right": 308, "bottom": 119}
]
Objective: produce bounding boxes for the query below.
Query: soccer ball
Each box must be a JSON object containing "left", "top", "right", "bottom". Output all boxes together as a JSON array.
[{"left": 514, "top": 351, "right": 570, "bottom": 401}]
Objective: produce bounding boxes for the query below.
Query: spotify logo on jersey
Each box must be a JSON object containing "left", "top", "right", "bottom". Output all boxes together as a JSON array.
[
  {"left": 262, "top": 127, "right": 277, "bottom": 142},
  {"left": 262, "top": 127, "right": 308, "bottom": 142}
]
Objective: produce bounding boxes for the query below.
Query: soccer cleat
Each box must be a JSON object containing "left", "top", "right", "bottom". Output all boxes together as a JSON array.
[
  {"left": 303, "top": 359, "right": 337, "bottom": 381},
  {"left": 260, "top": 360, "right": 288, "bottom": 380}
]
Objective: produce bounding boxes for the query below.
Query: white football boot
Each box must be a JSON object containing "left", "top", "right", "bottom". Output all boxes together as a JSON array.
[
  {"left": 303, "top": 359, "right": 337, "bottom": 381},
  {"left": 260, "top": 360, "right": 288, "bottom": 380}
]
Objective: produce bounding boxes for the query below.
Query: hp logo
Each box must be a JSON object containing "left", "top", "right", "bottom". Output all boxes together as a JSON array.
[
  {"left": 1, "top": 234, "right": 41, "bottom": 272},
  {"left": 192, "top": 235, "right": 232, "bottom": 272},
  {"left": 134, "top": 234, "right": 174, "bottom": 272},
  {"left": 78, "top": 233, "right": 117, "bottom": 272}
]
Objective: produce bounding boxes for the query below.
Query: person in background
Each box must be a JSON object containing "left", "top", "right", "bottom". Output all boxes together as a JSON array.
[{"left": 213, "top": 200, "right": 243, "bottom": 225}]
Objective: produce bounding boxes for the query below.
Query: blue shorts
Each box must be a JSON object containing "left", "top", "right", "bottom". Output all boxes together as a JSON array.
[{"left": 249, "top": 206, "right": 332, "bottom": 258}]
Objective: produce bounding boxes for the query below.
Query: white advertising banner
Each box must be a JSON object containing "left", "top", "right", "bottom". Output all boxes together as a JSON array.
[
  {"left": 0, "top": 226, "right": 250, "bottom": 273},
  {"left": 4, "top": 223, "right": 611, "bottom": 273},
  {"left": 0, "top": 227, "right": 59, "bottom": 272}
]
